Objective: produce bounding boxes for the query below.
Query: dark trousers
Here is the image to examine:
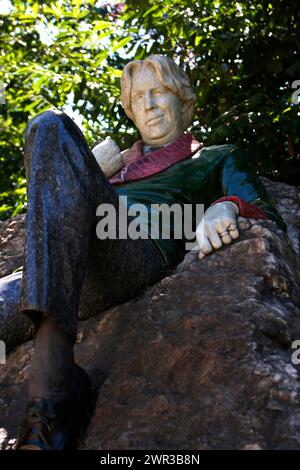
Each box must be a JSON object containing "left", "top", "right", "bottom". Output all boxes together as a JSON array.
[{"left": 1, "top": 110, "right": 166, "bottom": 347}]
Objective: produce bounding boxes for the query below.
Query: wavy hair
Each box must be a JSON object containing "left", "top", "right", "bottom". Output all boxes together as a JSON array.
[{"left": 121, "top": 55, "right": 196, "bottom": 129}]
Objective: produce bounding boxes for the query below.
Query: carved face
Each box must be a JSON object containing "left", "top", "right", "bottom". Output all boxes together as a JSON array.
[{"left": 130, "top": 64, "right": 185, "bottom": 147}]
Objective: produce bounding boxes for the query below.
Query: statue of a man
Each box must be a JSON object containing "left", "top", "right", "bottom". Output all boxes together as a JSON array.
[{"left": 0, "top": 55, "right": 284, "bottom": 450}]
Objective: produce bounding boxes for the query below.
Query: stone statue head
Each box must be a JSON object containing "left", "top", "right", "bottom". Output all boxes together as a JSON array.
[{"left": 121, "top": 55, "right": 197, "bottom": 147}]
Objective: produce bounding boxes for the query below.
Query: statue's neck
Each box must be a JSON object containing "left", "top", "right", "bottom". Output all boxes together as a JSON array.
[{"left": 142, "top": 134, "right": 185, "bottom": 155}]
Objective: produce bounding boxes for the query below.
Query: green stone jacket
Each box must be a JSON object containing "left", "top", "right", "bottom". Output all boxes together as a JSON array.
[{"left": 114, "top": 144, "right": 286, "bottom": 267}]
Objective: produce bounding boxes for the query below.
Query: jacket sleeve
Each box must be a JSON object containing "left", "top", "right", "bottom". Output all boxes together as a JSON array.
[{"left": 210, "top": 145, "right": 287, "bottom": 231}]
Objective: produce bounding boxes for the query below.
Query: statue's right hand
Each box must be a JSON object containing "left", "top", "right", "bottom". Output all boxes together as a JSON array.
[
  {"left": 92, "top": 137, "right": 124, "bottom": 178},
  {"left": 196, "top": 201, "right": 240, "bottom": 259}
]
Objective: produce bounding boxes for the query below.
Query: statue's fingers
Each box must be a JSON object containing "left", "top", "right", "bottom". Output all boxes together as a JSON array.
[
  {"left": 205, "top": 224, "right": 223, "bottom": 249},
  {"left": 214, "top": 220, "right": 228, "bottom": 234},
  {"left": 197, "top": 224, "right": 211, "bottom": 258},
  {"left": 237, "top": 216, "right": 251, "bottom": 231},
  {"left": 228, "top": 222, "right": 239, "bottom": 240},
  {"left": 196, "top": 231, "right": 213, "bottom": 256},
  {"left": 218, "top": 230, "right": 232, "bottom": 245},
  {"left": 214, "top": 219, "right": 233, "bottom": 245}
]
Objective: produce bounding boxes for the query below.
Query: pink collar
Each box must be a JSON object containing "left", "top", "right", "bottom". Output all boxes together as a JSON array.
[{"left": 109, "top": 133, "right": 203, "bottom": 185}]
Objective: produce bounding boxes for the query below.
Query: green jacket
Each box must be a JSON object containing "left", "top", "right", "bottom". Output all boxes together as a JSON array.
[{"left": 114, "top": 144, "right": 286, "bottom": 267}]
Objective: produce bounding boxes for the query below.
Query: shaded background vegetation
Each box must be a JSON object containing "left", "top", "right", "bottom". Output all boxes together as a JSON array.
[{"left": 0, "top": 0, "right": 299, "bottom": 220}]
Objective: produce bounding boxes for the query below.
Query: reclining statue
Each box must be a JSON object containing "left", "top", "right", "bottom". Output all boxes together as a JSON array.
[{"left": 0, "top": 55, "right": 285, "bottom": 450}]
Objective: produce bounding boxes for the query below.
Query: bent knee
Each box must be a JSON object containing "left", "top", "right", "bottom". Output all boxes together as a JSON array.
[{"left": 25, "top": 109, "right": 66, "bottom": 137}]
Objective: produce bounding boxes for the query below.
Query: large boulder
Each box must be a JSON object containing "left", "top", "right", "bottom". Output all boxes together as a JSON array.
[
  {"left": 0, "top": 214, "right": 25, "bottom": 279},
  {"left": 0, "top": 178, "right": 300, "bottom": 450}
]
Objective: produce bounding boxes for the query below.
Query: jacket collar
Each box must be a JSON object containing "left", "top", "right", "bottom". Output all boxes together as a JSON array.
[{"left": 109, "top": 133, "right": 203, "bottom": 185}]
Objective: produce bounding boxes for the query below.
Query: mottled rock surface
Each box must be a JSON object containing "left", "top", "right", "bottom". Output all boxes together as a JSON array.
[
  {"left": 261, "top": 177, "right": 300, "bottom": 256},
  {"left": 0, "top": 214, "right": 25, "bottom": 278},
  {"left": 0, "top": 179, "right": 300, "bottom": 450}
]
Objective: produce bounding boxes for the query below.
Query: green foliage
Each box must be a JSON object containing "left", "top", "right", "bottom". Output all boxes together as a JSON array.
[
  {"left": 0, "top": 0, "right": 299, "bottom": 219},
  {"left": 122, "top": 0, "right": 300, "bottom": 183}
]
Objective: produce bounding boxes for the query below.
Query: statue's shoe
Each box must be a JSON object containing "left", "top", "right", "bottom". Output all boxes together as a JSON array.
[{"left": 15, "top": 364, "right": 92, "bottom": 450}]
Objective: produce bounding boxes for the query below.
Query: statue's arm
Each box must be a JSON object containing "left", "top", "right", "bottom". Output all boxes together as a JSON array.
[
  {"left": 218, "top": 145, "right": 285, "bottom": 230},
  {"left": 196, "top": 145, "right": 286, "bottom": 259}
]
